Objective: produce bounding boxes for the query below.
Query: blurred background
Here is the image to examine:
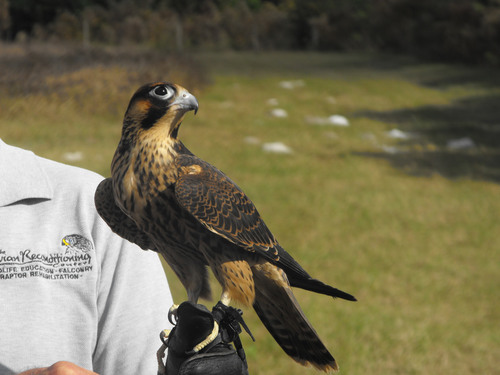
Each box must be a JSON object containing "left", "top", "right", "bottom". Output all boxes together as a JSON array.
[{"left": 1, "top": 1, "right": 499, "bottom": 374}]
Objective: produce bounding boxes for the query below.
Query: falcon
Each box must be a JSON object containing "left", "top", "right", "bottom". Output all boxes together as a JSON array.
[{"left": 95, "top": 82, "right": 356, "bottom": 372}]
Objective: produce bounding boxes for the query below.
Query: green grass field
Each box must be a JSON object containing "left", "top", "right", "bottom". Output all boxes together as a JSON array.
[{"left": 1, "top": 46, "right": 499, "bottom": 374}]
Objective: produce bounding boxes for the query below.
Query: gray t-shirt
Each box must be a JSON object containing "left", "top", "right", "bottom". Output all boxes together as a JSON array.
[{"left": 0, "top": 140, "right": 174, "bottom": 374}]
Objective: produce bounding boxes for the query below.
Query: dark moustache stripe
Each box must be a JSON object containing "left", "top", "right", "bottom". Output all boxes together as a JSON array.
[{"left": 141, "top": 105, "right": 167, "bottom": 129}]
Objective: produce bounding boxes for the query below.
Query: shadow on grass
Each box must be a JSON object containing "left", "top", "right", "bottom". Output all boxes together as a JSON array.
[
  {"left": 354, "top": 150, "right": 500, "bottom": 182},
  {"left": 415, "top": 65, "right": 500, "bottom": 90},
  {"left": 355, "top": 93, "right": 500, "bottom": 183}
]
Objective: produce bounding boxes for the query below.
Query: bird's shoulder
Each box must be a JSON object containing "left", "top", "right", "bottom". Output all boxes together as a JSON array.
[
  {"left": 176, "top": 154, "right": 249, "bottom": 203},
  {"left": 172, "top": 153, "right": 281, "bottom": 258}
]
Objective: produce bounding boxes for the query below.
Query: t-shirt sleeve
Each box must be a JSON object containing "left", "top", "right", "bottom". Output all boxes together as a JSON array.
[{"left": 91, "top": 216, "right": 174, "bottom": 374}]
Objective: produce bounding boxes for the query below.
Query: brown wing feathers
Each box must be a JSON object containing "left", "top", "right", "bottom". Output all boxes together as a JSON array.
[
  {"left": 175, "top": 156, "right": 279, "bottom": 255},
  {"left": 175, "top": 157, "right": 356, "bottom": 302}
]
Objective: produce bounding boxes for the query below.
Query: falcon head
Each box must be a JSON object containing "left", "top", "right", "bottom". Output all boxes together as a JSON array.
[{"left": 122, "top": 82, "right": 198, "bottom": 139}]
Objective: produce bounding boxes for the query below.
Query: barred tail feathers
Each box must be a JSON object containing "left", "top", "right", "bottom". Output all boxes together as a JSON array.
[{"left": 252, "top": 263, "right": 339, "bottom": 373}]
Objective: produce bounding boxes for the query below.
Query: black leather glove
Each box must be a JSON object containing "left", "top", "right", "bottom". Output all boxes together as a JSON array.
[{"left": 157, "top": 301, "right": 249, "bottom": 375}]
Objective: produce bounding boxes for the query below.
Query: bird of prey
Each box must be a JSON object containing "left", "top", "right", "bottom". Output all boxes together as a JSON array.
[
  {"left": 95, "top": 82, "right": 356, "bottom": 372},
  {"left": 61, "top": 234, "right": 93, "bottom": 254}
]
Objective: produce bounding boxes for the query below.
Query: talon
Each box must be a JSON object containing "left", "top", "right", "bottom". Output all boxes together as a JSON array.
[
  {"left": 212, "top": 301, "right": 255, "bottom": 342},
  {"left": 160, "top": 328, "right": 172, "bottom": 344},
  {"left": 168, "top": 304, "right": 179, "bottom": 325}
]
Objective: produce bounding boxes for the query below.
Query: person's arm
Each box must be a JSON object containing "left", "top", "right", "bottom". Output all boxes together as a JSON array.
[{"left": 17, "top": 361, "right": 98, "bottom": 375}]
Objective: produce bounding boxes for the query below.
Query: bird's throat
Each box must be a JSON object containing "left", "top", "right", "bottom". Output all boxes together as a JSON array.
[{"left": 112, "top": 134, "right": 179, "bottom": 217}]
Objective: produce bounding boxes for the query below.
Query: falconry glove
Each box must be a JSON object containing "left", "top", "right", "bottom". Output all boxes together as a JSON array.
[{"left": 157, "top": 301, "right": 249, "bottom": 375}]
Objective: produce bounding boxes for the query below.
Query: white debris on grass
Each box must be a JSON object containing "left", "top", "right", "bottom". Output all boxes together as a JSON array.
[
  {"left": 270, "top": 108, "right": 288, "bottom": 118},
  {"left": 262, "top": 142, "right": 293, "bottom": 154},
  {"left": 325, "top": 96, "right": 337, "bottom": 104},
  {"left": 323, "top": 131, "right": 338, "bottom": 140},
  {"left": 305, "top": 114, "right": 350, "bottom": 127},
  {"left": 266, "top": 98, "right": 279, "bottom": 106},
  {"left": 381, "top": 145, "right": 400, "bottom": 154},
  {"left": 361, "top": 132, "right": 377, "bottom": 142},
  {"left": 386, "top": 128, "right": 412, "bottom": 139},
  {"left": 304, "top": 116, "right": 327, "bottom": 125},
  {"left": 447, "top": 137, "right": 476, "bottom": 150},
  {"left": 328, "top": 115, "right": 349, "bottom": 126},
  {"left": 63, "top": 152, "right": 83, "bottom": 162},
  {"left": 279, "top": 80, "right": 305, "bottom": 90},
  {"left": 244, "top": 136, "right": 261, "bottom": 145}
]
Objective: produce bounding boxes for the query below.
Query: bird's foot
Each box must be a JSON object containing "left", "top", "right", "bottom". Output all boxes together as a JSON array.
[
  {"left": 212, "top": 301, "right": 255, "bottom": 343},
  {"left": 156, "top": 329, "right": 172, "bottom": 375},
  {"left": 168, "top": 304, "right": 179, "bottom": 325},
  {"left": 160, "top": 328, "right": 172, "bottom": 343},
  {"left": 212, "top": 301, "right": 254, "bottom": 366}
]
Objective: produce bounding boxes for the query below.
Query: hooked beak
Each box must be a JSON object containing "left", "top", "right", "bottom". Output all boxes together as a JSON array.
[{"left": 171, "top": 90, "right": 199, "bottom": 115}]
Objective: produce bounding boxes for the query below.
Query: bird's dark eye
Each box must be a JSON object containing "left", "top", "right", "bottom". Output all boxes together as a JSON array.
[
  {"left": 150, "top": 85, "right": 173, "bottom": 100},
  {"left": 155, "top": 86, "right": 167, "bottom": 96}
]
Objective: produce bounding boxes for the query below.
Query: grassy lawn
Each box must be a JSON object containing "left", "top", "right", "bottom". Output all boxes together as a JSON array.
[{"left": 1, "top": 46, "right": 499, "bottom": 374}]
